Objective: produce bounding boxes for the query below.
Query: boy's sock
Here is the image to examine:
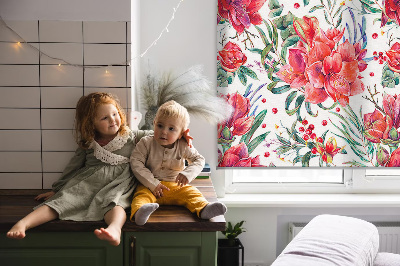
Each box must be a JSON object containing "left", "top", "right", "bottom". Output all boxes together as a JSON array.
[
  {"left": 200, "top": 202, "right": 227, "bottom": 219},
  {"left": 134, "top": 203, "right": 159, "bottom": 225}
]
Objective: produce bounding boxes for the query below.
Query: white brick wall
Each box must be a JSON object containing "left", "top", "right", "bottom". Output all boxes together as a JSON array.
[{"left": 0, "top": 20, "right": 131, "bottom": 189}]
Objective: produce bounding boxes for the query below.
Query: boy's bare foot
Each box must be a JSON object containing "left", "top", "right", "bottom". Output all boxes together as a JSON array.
[
  {"left": 94, "top": 227, "right": 121, "bottom": 246},
  {"left": 6, "top": 222, "right": 27, "bottom": 239}
]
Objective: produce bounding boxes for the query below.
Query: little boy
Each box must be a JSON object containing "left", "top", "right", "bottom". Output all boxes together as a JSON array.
[{"left": 130, "top": 100, "right": 226, "bottom": 225}]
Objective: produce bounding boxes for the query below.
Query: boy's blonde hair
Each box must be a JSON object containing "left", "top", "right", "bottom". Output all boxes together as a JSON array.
[
  {"left": 75, "top": 92, "right": 128, "bottom": 149},
  {"left": 154, "top": 100, "right": 190, "bottom": 132}
]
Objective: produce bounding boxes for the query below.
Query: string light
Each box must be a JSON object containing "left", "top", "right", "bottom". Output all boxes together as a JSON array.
[
  {"left": 0, "top": 0, "right": 184, "bottom": 68},
  {"left": 140, "top": 0, "right": 184, "bottom": 58}
]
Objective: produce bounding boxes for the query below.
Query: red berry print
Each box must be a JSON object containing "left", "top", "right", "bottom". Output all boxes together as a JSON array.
[
  {"left": 311, "top": 147, "right": 317, "bottom": 154},
  {"left": 370, "top": 72, "right": 374, "bottom": 77},
  {"left": 373, "top": 51, "right": 377, "bottom": 56},
  {"left": 317, "top": 137, "right": 323, "bottom": 143},
  {"left": 272, "top": 108, "right": 278, "bottom": 114},
  {"left": 299, "top": 127, "right": 305, "bottom": 132},
  {"left": 336, "top": 107, "right": 340, "bottom": 112},
  {"left": 306, "top": 129, "right": 313, "bottom": 135},
  {"left": 372, "top": 33, "right": 378, "bottom": 39},
  {"left": 379, "top": 59, "right": 384, "bottom": 64},
  {"left": 264, "top": 152, "right": 270, "bottom": 157},
  {"left": 294, "top": 3, "right": 300, "bottom": 9},
  {"left": 310, "top": 133, "right": 316, "bottom": 139},
  {"left": 379, "top": 52, "right": 383, "bottom": 57},
  {"left": 262, "top": 123, "right": 266, "bottom": 128},
  {"left": 308, "top": 124, "right": 315, "bottom": 130},
  {"left": 322, "top": 120, "right": 328, "bottom": 126},
  {"left": 303, "top": 134, "right": 310, "bottom": 141},
  {"left": 262, "top": 98, "right": 266, "bottom": 103},
  {"left": 302, "top": 120, "right": 308, "bottom": 126}
]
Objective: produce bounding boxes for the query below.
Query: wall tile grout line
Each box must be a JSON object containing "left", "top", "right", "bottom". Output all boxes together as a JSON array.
[
  {"left": 38, "top": 20, "right": 44, "bottom": 189},
  {"left": 125, "top": 21, "right": 129, "bottom": 114},
  {"left": 82, "top": 21, "right": 85, "bottom": 96}
]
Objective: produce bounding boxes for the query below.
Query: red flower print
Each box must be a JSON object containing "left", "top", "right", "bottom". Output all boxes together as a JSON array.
[
  {"left": 381, "top": 0, "right": 400, "bottom": 27},
  {"left": 383, "top": 93, "right": 400, "bottom": 129},
  {"left": 276, "top": 45, "right": 308, "bottom": 88},
  {"left": 278, "top": 16, "right": 366, "bottom": 106},
  {"left": 226, "top": 92, "right": 251, "bottom": 128},
  {"left": 218, "top": 0, "right": 267, "bottom": 34},
  {"left": 315, "top": 137, "right": 344, "bottom": 163},
  {"left": 219, "top": 142, "right": 261, "bottom": 167},
  {"left": 387, "top": 147, "right": 400, "bottom": 167},
  {"left": 293, "top": 16, "right": 320, "bottom": 48},
  {"left": 386, "top": 42, "right": 400, "bottom": 73},
  {"left": 363, "top": 109, "right": 393, "bottom": 143},
  {"left": 218, "top": 42, "right": 248, "bottom": 72},
  {"left": 218, "top": 92, "right": 255, "bottom": 141},
  {"left": 232, "top": 115, "right": 255, "bottom": 136}
]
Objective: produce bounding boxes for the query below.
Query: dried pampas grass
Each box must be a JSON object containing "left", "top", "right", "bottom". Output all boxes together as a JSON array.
[{"left": 140, "top": 65, "right": 233, "bottom": 129}]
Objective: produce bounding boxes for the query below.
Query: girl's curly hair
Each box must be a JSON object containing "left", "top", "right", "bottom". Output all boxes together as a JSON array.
[{"left": 74, "top": 92, "right": 128, "bottom": 149}]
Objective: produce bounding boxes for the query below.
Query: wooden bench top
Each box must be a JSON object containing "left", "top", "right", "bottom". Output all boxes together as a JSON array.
[{"left": 0, "top": 178, "right": 226, "bottom": 233}]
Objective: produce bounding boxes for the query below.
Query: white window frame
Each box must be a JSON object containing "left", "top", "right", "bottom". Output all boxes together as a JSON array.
[
  {"left": 225, "top": 169, "right": 400, "bottom": 194},
  {"left": 352, "top": 169, "right": 400, "bottom": 193}
]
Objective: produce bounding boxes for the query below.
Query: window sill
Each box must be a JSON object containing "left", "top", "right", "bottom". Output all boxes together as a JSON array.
[{"left": 219, "top": 193, "right": 400, "bottom": 208}]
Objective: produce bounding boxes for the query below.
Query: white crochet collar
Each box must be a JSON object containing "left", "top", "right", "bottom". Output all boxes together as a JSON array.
[
  {"left": 102, "top": 130, "right": 130, "bottom": 151},
  {"left": 89, "top": 130, "right": 131, "bottom": 165}
]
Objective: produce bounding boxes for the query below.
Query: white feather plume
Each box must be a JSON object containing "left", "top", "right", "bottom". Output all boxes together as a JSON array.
[{"left": 140, "top": 65, "right": 233, "bottom": 126}]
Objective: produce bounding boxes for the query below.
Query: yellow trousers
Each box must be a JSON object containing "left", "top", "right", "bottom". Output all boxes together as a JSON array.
[{"left": 130, "top": 181, "right": 209, "bottom": 221}]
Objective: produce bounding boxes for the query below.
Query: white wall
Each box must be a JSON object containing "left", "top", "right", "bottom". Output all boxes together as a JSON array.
[
  {"left": 137, "top": 0, "right": 225, "bottom": 196},
  {"left": 0, "top": 0, "right": 130, "bottom": 21}
]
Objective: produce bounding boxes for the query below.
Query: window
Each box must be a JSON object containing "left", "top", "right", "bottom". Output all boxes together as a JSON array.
[
  {"left": 352, "top": 169, "right": 400, "bottom": 193},
  {"left": 225, "top": 169, "right": 400, "bottom": 194}
]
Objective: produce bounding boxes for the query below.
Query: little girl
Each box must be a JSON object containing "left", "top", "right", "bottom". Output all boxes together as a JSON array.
[
  {"left": 130, "top": 100, "right": 226, "bottom": 225},
  {"left": 6, "top": 92, "right": 152, "bottom": 246}
]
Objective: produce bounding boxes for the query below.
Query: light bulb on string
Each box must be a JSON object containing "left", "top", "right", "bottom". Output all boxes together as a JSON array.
[{"left": 1, "top": 0, "right": 185, "bottom": 64}]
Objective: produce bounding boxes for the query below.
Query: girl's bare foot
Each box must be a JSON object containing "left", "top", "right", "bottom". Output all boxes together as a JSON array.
[
  {"left": 7, "top": 222, "right": 27, "bottom": 239},
  {"left": 94, "top": 227, "right": 121, "bottom": 246}
]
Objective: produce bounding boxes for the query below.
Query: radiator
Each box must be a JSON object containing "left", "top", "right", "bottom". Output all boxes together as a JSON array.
[{"left": 289, "top": 222, "right": 400, "bottom": 254}]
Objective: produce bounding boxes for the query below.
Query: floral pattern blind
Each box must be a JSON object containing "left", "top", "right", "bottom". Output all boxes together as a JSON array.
[{"left": 217, "top": 0, "right": 400, "bottom": 167}]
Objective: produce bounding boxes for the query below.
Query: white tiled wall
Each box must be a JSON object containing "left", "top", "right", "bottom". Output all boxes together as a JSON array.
[{"left": 0, "top": 20, "right": 131, "bottom": 189}]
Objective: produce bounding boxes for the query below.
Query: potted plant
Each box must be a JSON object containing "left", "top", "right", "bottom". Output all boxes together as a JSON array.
[{"left": 218, "top": 221, "right": 245, "bottom": 266}]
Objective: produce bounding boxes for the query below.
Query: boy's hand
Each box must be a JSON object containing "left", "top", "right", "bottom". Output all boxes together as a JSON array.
[
  {"left": 181, "top": 129, "right": 193, "bottom": 148},
  {"left": 35, "top": 191, "right": 55, "bottom": 201},
  {"left": 152, "top": 183, "right": 170, "bottom": 198},
  {"left": 175, "top": 174, "right": 189, "bottom": 187}
]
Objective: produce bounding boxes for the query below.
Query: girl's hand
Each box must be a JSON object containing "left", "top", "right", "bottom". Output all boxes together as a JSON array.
[
  {"left": 175, "top": 174, "right": 189, "bottom": 187},
  {"left": 181, "top": 129, "right": 193, "bottom": 148},
  {"left": 35, "top": 191, "right": 55, "bottom": 201},
  {"left": 152, "top": 183, "right": 170, "bottom": 198}
]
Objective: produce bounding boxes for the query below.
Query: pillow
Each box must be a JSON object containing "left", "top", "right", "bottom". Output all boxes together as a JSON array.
[{"left": 272, "top": 214, "right": 379, "bottom": 266}]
